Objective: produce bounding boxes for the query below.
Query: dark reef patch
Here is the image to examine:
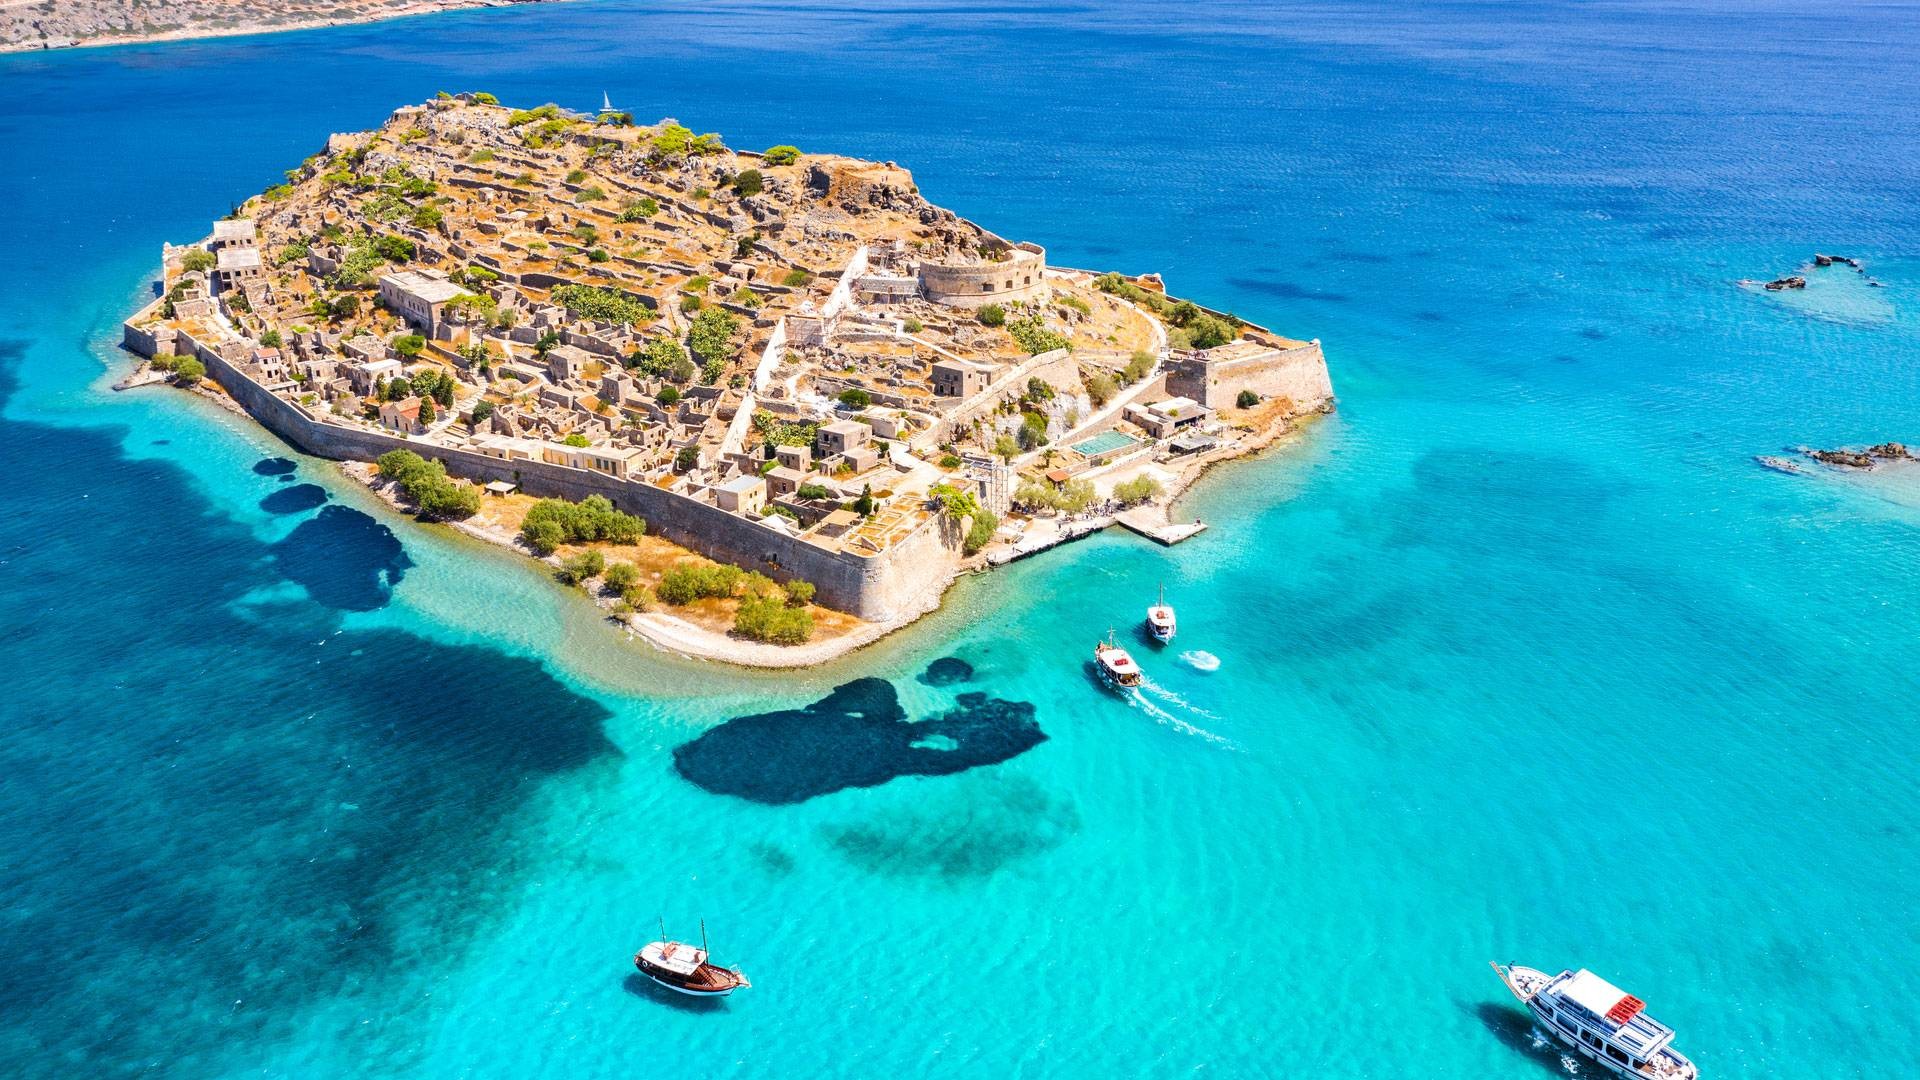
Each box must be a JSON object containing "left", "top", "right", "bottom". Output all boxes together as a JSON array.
[
  {"left": 1414, "top": 310, "right": 1448, "bottom": 323},
  {"left": 673, "top": 678, "right": 1044, "bottom": 804},
  {"left": 918, "top": 656, "right": 975, "bottom": 687},
  {"left": 0, "top": 345, "right": 615, "bottom": 1078},
  {"left": 1577, "top": 327, "right": 1608, "bottom": 340},
  {"left": 252, "top": 456, "right": 297, "bottom": 476},
  {"left": 1225, "top": 278, "right": 1351, "bottom": 304},
  {"left": 269, "top": 505, "right": 410, "bottom": 611},
  {"left": 1492, "top": 212, "right": 1534, "bottom": 225},
  {"left": 821, "top": 774, "right": 1078, "bottom": 881},
  {"left": 258, "top": 483, "right": 328, "bottom": 515}
]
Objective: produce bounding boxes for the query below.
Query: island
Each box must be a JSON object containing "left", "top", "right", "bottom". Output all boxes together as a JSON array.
[
  {"left": 2, "top": 0, "right": 564, "bottom": 53},
  {"left": 120, "top": 94, "right": 1334, "bottom": 665}
]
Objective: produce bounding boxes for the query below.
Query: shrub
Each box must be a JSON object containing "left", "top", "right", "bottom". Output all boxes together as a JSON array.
[
  {"left": 552, "top": 284, "right": 652, "bottom": 326},
  {"left": 1120, "top": 350, "right": 1155, "bottom": 384},
  {"left": 1190, "top": 314, "right": 1234, "bottom": 348},
  {"left": 1237, "top": 389, "right": 1260, "bottom": 408},
  {"left": 658, "top": 386, "right": 681, "bottom": 406},
  {"left": 1009, "top": 316, "right": 1069, "bottom": 355},
  {"left": 734, "top": 592, "right": 813, "bottom": 644},
  {"left": 469, "top": 148, "right": 497, "bottom": 162},
  {"left": 173, "top": 357, "right": 206, "bottom": 386},
  {"left": 565, "top": 168, "right": 588, "bottom": 185},
  {"left": 783, "top": 579, "right": 815, "bottom": 606},
  {"left": 1057, "top": 294, "right": 1091, "bottom": 316},
  {"left": 1085, "top": 372, "right": 1117, "bottom": 406},
  {"left": 939, "top": 453, "right": 963, "bottom": 469},
  {"left": 674, "top": 445, "right": 700, "bottom": 471},
  {"left": 631, "top": 336, "right": 689, "bottom": 378},
  {"left": 563, "top": 433, "right": 590, "bottom": 447},
  {"left": 470, "top": 399, "right": 495, "bottom": 426},
  {"left": 657, "top": 563, "right": 743, "bottom": 605},
  {"left": 275, "top": 241, "right": 310, "bottom": 267},
  {"left": 977, "top": 303, "right": 1006, "bottom": 327},
  {"left": 1113, "top": 474, "right": 1163, "bottom": 506},
  {"left": 392, "top": 333, "right": 425, "bottom": 357},
  {"left": 732, "top": 169, "right": 764, "bottom": 196},
  {"left": 260, "top": 329, "right": 283, "bottom": 348},
  {"left": 602, "top": 562, "right": 640, "bottom": 594},
  {"left": 588, "top": 248, "right": 611, "bottom": 263},
  {"left": 837, "top": 388, "right": 871, "bottom": 409},
  {"left": 686, "top": 308, "right": 738, "bottom": 367},
  {"left": 377, "top": 451, "right": 479, "bottom": 520},
  {"left": 782, "top": 268, "right": 811, "bottom": 288},
  {"left": 796, "top": 483, "right": 831, "bottom": 501},
  {"left": 964, "top": 510, "right": 998, "bottom": 554},
  {"left": 621, "top": 583, "right": 655, "bottom": 611},
  {"left": 373, "top": 234, "right": 416, "bottom": 263},
  {"left": 519, "top": 495, "right": 645, "bottom": 554},
  {"left": 179, "top": 249, "right": 216, "bottom": 273},
  {"left": 762, "top": 145, "right": 800, "bottom": 166},
  {"left": 555, "top": 550, "right": 605, "bottom": 586},
  {"left": 902, "top": 317, "right": 923, "bottom": 334},
  {"left": 617, "top": 197, "right": 660, "bottom": 222},
  {"left": 471, "top": 91, "right": 499, "bottom": 105}
]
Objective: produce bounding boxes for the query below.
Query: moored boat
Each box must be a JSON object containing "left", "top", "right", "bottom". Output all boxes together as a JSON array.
[
  {"left": 1145, "top": 584, "right": 1176, "bottom": 644},
  {"left": 1095, "top": 630, "right": 1143, "bottom": 689},
  {"left": 635, "top": 921, "right": 750, "bottom": 997},
  {"left": 1491, "top": 961, "right": 1697, "bottom": 1079}
]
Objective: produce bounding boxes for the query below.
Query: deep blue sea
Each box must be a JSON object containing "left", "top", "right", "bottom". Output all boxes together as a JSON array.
[{"left": 3, "top": 2, "right": 1918, "bottom": 1075}]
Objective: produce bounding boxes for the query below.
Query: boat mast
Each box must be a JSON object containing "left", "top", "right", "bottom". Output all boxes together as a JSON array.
[
  {"left": 659, "top": 915, "right": 667, "bottom": 943},
  {"left": 700, "top": 919, "right": 709, "bottom": 955}
]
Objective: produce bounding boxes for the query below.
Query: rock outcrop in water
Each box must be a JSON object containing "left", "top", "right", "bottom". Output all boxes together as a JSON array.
[{"left": 1803, "top": 442, "right": 1912, "bottom": 469}]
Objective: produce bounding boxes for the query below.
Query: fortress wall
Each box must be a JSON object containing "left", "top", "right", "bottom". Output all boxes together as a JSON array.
[
  {"left": 918, "top": 245, "right": 1047, "bottom": 309},
  {"left": 1167, "top": 342, "right": 1333, "bottom": 412},
  {"left": 140, "top": 318, "right": 952, "bottom": 619}
]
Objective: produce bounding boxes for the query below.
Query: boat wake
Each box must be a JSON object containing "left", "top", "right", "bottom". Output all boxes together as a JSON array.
[
  {"left": 1178, "top": 649, "right": 1220, "bottom": 672},
  {"left": 1128, "top": 679, "right": 1236, "bottom": 749}
]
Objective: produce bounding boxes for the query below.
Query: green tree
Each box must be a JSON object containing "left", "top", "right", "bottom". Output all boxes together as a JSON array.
[
  {"left": 675, "top": 446, "right": 700, "bottom": 471},
  {"left": 173, "top": 357, "right": 206, "bottom": 386},
  {"left": 1113, "top": 474, "right": 1163, "bottom": 506},
  {"left": 733, "top": 593, "right": 813, "bottom": 644},
  {"left": 782, "top": 579, "right": 815, "bottom": 606},
  {"left": 1085, "top": 372, "right": 1117, "bottom": 406},
  {"left": 796, "top": 483, "right": 831, "bottom": 501},
  {"left": 417, "top": 397, "right": 437, "bottom": 424},
  {"left": 762, "top": 145, "right": 800, "bottom": 166},
  {"left": 732, "top": 169, "right": 764, "bottom": 197},
  {"left": 837, "top": 387, "right": 871, "bottom": 409},
  {"left": 470, "top": 399, "right": 495, "bottom": 427},
  {"left": 180, "top": 249, "right": 216, "bottom": 273},
  {"left": 686, "top": 308, "right": 738, "bottom": 368},
  {"left": 393, "top": 333, "right": 425, "bottom": 357},
  {"left": 1237, "top": 389, "right": 1260, "bottom": 408},
  {"left": 563, "top": 433, "right": 590, "bottom": 447},
  {"left": 658, "top": 386, "right": 681, "bottom": 407},
  {"left": 964, "top": 511, "right": 998, "bottom": 554},
  {"left": 853, "top": 483, "right": 875, "bottom": 516}
]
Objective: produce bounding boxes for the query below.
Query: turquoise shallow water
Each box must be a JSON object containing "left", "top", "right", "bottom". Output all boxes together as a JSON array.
[{"left": 2, "top": 2, "right": 1918, "bottom": 1076}]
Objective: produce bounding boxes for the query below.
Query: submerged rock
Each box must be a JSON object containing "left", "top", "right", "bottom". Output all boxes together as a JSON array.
[{"left": 672, "top": 677, "right": 1043, "bottom": 804}]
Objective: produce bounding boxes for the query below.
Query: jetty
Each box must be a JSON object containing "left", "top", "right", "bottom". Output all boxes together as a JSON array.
[{"left": 1116, "top": 508, "right": 1207, "bottom": 545}]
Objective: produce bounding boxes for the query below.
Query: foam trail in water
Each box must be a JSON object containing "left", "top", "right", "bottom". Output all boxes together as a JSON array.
[
  {"left": 1127, "top": 683, "right": 1237, "bottom": 749},
  {"left": 1179, "top": 650, "right": 1221, "bottom": 672},
  {"left": 1138, "top": 677, "right": 1222, "bottom": 721}
]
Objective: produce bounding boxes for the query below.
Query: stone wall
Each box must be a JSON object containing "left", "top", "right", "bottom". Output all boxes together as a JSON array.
[
  {"left": 1166, "top": 341, "right": 1333, "bottom": 412},
  {"left": 131, "top": 313, "right": 956, "bottom": 620},
  {"left": 918, "top": 243, "right": 1047, "bottom": 309}
]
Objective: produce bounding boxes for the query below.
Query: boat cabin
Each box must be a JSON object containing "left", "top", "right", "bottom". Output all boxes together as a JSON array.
[{"left": 1537, "top": 969, "right": 1679, "bottom": 1073}]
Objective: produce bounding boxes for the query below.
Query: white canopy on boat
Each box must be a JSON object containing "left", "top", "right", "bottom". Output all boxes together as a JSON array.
[
  {"left": 1562, "top": 969, "right": 1631, "bottom": 1020},
  {"left": 643, "top": 941, "right": 707, "bottom": 975}
]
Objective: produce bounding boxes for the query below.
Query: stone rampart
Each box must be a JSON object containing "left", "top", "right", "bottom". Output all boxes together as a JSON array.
[
  {"left": 918, "top": 243, "right": 1046, "bottom": 309},
  {"left": 1166, "top": 341, "right": 1333, "bottom": 412},
  {"left": 129, "top": 312, "right": 955, "bottom": 620}
]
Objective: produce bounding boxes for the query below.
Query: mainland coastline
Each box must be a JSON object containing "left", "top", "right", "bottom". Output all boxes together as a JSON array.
[
  {"left": 120, "top": 94, "right": 1334, "bottom": 667},
  {"left": 1, "top": 0, "right": 566, "bottom": 54}
]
